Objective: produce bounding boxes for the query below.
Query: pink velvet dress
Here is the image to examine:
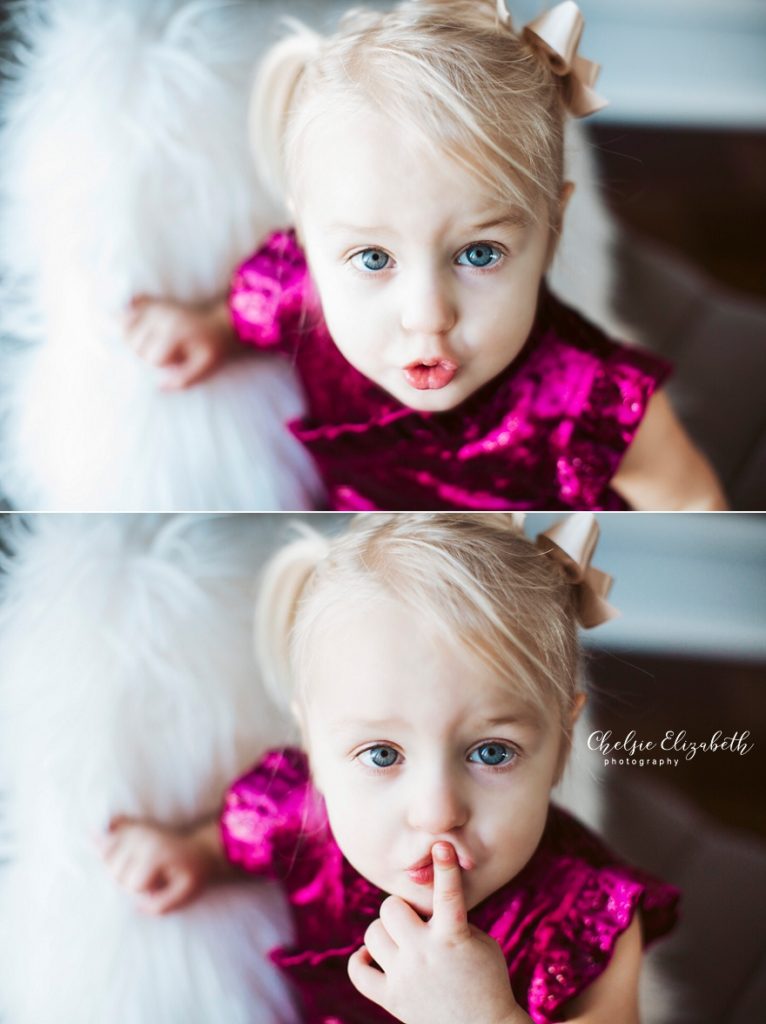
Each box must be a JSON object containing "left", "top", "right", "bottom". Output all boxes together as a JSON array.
[
  {"left": 228, "top": 232, "right": 671, "bottom": 511},
  {"left": 220, "top": 748, "right": 680, "bottom": 1024}
]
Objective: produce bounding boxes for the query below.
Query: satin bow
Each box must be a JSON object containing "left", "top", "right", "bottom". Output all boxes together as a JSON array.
[
  {"left": 496, "top": 0, "right": 608, "bottom": 118},
  {"left": 535, "top": 513, "right": 618, "bottom": 629}
]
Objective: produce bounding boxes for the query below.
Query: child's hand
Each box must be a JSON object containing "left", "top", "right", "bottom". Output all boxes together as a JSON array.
[
  {"left": 95, "top": 816, "right": 221, "bottom": 914},
  {"left": 123, "top": 295, "right": 239, "bottom": 390},
  {"left": 348, "top": 841, "right": 528, "bottom": 1024}
]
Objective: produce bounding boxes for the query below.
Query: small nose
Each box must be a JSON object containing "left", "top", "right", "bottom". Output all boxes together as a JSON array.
[
  {"left": 406, "top": 766, "right": 469, "bottom": 835},
  {"left": 399, "top": 270, "right": 457, "bottom": 337}
]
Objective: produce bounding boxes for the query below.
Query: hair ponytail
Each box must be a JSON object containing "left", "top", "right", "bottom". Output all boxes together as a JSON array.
[
  {"left": 254, "top": 525, "right": 329, "bottom": 713},
  {"left": 248, "top": 20, "right": 321, "bottom": 209}
]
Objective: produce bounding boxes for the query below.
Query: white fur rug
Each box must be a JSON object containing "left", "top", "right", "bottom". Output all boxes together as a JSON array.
[
  {"left": 0, "top": 0, "right": 625, "bottom": 512},
  {"left": 0, "top": 513, "right": 300, "bottom": 1024},
  {"left": 0, "top": 0, "right": 321, "bottom": 511}
]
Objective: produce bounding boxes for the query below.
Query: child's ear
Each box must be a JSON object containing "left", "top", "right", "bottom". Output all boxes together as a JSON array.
[
  {"left": 559, "top": 180, "right": 575, "bottom": 220},
  {"left": 570, "top": 689, "right": 587, "bottom": 725}
]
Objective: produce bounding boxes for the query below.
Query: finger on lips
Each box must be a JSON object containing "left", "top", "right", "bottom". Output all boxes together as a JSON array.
[{"left": 431, "top": 840, "right": 469, "bottom": 934}]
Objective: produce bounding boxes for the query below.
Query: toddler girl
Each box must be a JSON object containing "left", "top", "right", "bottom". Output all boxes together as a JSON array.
[
  {"left": 124, "top": 0, "right": 725, "bottom": 512},
  {"left": 99, "top": 512, "right": 680, "bottom": 1023}
]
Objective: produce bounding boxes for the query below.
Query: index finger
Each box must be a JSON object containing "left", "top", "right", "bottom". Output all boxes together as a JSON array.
[{"left": 429, "top": 841, "right": 469, "bottom": 938}]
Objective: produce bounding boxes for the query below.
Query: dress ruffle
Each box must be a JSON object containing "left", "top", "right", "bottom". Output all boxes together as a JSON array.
[{"left": 525, "top": 857, "right": 677, "bottom": 1021}]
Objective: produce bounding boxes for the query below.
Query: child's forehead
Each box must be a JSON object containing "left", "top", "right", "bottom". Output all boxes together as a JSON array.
[
  {"left": 296, "top": 102, "right": 456, "bottom": 193},
  {"left": 292, "top": 100, "right": 539, "bottom": 229},
  {"left": 302, "top": 590, "right": 553, "bottom": 730}
]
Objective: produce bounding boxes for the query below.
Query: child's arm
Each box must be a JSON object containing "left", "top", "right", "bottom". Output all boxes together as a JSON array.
[
  {"left": 558, "top": 914, "right": 642, "bottom": 1023},
  {"left": 96, "top": 813, "right": 232, "bottom": 914},
  {"left": 611, "top": 390, "right": 728, "bottom": 510},
  {"left": 123, "top": 295, "right": 242, "bottom": 390}
]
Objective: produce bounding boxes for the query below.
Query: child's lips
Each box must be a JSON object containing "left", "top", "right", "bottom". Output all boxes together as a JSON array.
[
  {"left": 406, "top": 849, "right": 474, "bottom": 884},
  {"left": 403, "top": 358, "right": 458, "bottom": 391},
  {"left": 407, "top": 861, "right": 435, "bottom": 886}
]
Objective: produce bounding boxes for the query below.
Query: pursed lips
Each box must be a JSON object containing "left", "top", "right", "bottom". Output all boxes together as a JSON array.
[
  {"left": 406, "top": 848, "right": 475, "bottom": 872},
  {"left": 402, "top": 358, "right": 459, "bottom": 391}
]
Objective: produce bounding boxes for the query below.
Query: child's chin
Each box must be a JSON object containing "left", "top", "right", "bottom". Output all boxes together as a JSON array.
[
  {"left": 403, "top": 892, "right": 434, "bottom": 919},
  {"left": 389, "top": 383, "right": 464, "bottom": 414}
]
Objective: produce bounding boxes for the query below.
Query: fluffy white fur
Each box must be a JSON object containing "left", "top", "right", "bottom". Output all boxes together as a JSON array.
[
  {"left": 0, "top": 513, "right": 300, "bottom": 1024},
  {"left": 0, "top": 0, "right": 626, "bottom": 512},
  {"left": 0, "top": 0, "right": 321, "bottom": 510}
]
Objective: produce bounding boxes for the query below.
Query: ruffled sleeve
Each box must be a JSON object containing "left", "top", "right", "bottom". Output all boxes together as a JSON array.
[
  {"left": 220, "top": 747, "right": 314, "bottom": 879},
  {"left": 228, "top": 229, "right": 309, "bottom": 351},
  {"left": 526, "top": 862, "right": 679, "bottom": 1022},
  {"left": 483, "top": 805, "right": 680, "bottom": 1023},
  {"left": 537, "top": 291, "right": 673, "bottom": 509}
]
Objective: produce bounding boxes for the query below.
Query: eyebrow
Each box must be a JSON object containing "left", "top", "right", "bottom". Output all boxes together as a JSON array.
[
  {"left": 324, "top": 223, "right": 390, "bottom": 237},
  {"left": 324, "top": 210, "right": 530, "bottom": 239},
  {"left": 329, "top": 716, "right": 407, "bottom": 734},
  {"left": 470, "top": 211, "right": 531, "bottom": 232},
  {"left": 328, "top": 712, "right": 542, "bottom": 735},
  {"left": 482, "top": 713, "right": 543, "bottom": 732}
]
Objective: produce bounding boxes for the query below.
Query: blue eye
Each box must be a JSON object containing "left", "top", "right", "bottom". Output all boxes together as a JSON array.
[
  {"left": 351, "top": 248, "right": 391, "bottom": 272},
  {"left": 358, "top": 745, "right": 400, "bottom": 769},
  {"left": 468, "top": 742, "right": 516, "bottom": 767},
  {"left": 457, "top": 243, "right": 501, "bottom": 268}
]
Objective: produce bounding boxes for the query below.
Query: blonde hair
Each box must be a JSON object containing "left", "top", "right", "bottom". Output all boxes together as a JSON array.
[
  {"left": 250, "top": 0, "right": 567, "bottom": 224},
  {"left": 255, "top": 514, "right": 582, "bottom": 737}
]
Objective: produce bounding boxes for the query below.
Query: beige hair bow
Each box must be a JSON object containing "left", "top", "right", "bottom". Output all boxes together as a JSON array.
[
  {"left": 496, "top": 0, "right": 608, "bottom": 118},
  {"left": 535, "top": 512, "right": 618, "bottom": 629}
]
